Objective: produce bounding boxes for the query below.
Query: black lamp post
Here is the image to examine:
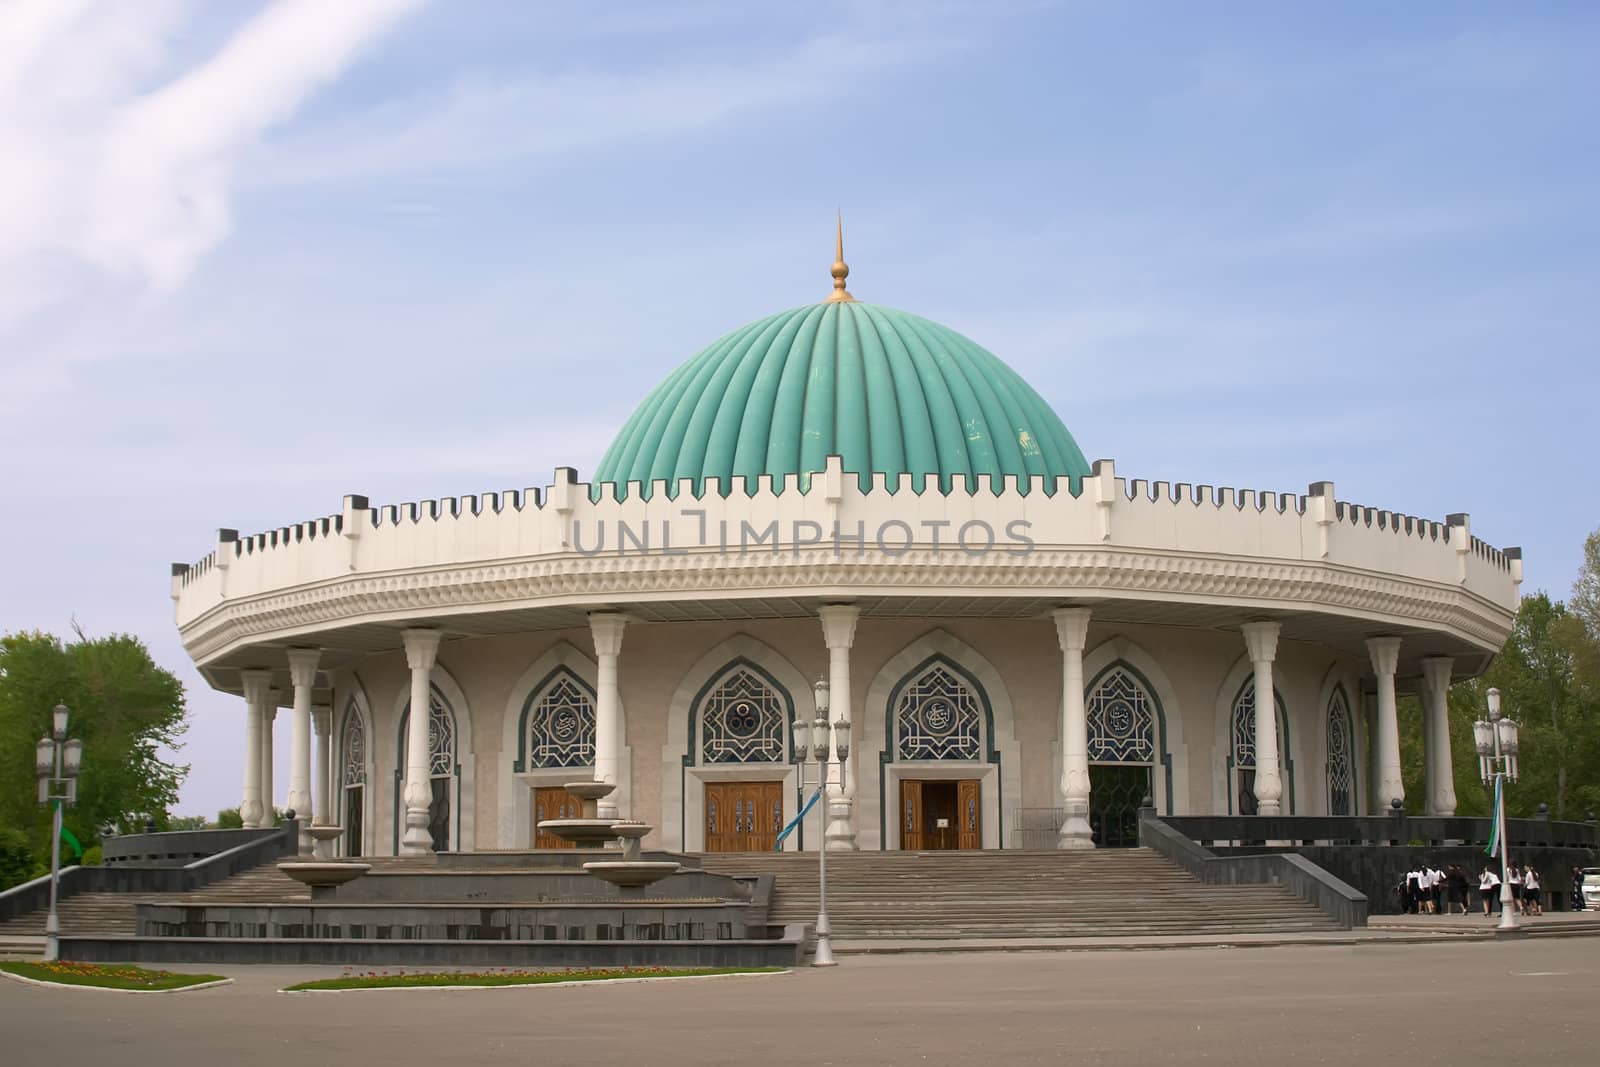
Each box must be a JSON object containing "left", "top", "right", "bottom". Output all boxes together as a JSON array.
[{"left": 35, "top": 703, "right": 84, "bottom": 962}]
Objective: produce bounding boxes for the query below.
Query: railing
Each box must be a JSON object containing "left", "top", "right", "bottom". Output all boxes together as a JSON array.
[
  {"left": 0, "top": 823, "right": 297, "bottom": 924},
  {"left": 1162, "top": 812, "right": 1600, "bottom": 850},
  {"left": 1138, "top": 810, "right": 1368, "bottom": 928},
  {"left": 103, "top": 828, "right": 275, "bottom": 866}
]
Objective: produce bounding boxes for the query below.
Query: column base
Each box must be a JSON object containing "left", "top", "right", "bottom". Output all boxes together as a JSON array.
[
  {"left": 1057, "top": 815, "right": 1094, "bottom": 850},
  {"left": 400, "top": 811, "right": 433, "bottom": 855},
  {"left": 824, "top": 796, "right": 857, "bottom": 851}
]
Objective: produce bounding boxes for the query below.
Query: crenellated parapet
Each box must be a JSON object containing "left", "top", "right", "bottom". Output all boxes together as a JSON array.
[{"left": 171, "top": 455, "right": 1522, "bottom": 667}]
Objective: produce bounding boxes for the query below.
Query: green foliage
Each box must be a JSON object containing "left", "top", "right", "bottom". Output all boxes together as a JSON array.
[
  {"left": 282, "top": 967, "right": 779, "bottom": 992},
  {"left": 80, "top": 844, "right": 102, "bottom": 866},
  {"left": 0, "top": 631, "right": 189, "bottom": 868},
  {"left": 214, "top": 807, "right": 244, "bottom": 829},
  {"left": 167, "top": 814, "right": 208, "bottom": 831},
  {"left": 1, "top": 961, "right": 223, "bottom": 990},
  {"left": 0, "top": 827, "right": 34, "bottom": 889}
]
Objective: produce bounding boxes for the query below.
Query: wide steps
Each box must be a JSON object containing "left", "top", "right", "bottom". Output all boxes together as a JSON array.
[{"left": 696, "top": 848, "right": 1340, "bottom": 937}]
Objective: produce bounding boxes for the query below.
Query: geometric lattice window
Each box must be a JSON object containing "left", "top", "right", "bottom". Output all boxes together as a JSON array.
[
  {"left": 1326, "top": 688, "right": 1354, "bottom": 816},
  {"left": 401, "top": 691, "right": 456, "bottom": 778},
  {"left": 525, "top": 671, "right": 595, "bottom": 769},
  {"left": 341, "top": 705, "right": 366, "bottom": 787},
  {"left": 1232, "top": 680, "right": 1277, "bottom": 769},
  {"left": 895, "top": 662, "right": 982, "bottom": 761},
  {"left": 700, "top": 666, "right": 785, "bottom": 764},
  {"left": 1087, "top": 667, "right": 1156, "bottom": 763}
]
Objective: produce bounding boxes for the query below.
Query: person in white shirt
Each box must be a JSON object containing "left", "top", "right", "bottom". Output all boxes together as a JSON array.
[
  {"left": 1508, "top": 864, "right": 1524, "bottom": 913},
  {"left": 1479, "top": 866, "right": 1501, "bottom": 916},
  {"left": 1523, "top": 866, "right": 1542, "bottom": 915}
]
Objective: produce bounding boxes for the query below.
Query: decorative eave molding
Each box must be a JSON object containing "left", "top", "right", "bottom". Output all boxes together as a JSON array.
[{"left": 179, "top": 543, "right": 1515, "bottom": 668}]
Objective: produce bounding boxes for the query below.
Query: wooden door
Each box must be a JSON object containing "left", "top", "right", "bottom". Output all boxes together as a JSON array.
[
  {"left": 704, "top": 782, "right": 783, "bottom": 852},
  {"left": 901, "top": 779, "right": 925, "bottom": 850},
  {"left": 957, "top": 779, "right": 982, "bottom": 850},
  {"left": 533, "top": 786, "right": 583, "bottom": 848}
]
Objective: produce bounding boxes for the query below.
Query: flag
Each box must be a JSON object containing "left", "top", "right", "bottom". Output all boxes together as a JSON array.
[{"left": 774, "top": 787, "right": 824, "bottom": 850}]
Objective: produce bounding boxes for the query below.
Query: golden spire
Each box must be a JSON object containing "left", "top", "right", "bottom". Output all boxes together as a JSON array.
[{"left": 825, "top": 210, "right": 855, "bottom": 302}]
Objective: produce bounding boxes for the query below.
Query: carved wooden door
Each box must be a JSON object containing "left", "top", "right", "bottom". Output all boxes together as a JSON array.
[
  {"left": 705, "top": 782, "right": 783, "bottom": 852},
  {"left": 957, "top": 779, "right": 982, "bottom": 850},
  {"left": 901, "top": 779, "right": 925, "bottom": 850},
  {"left": 533, "top": 786, "right": 582, "bottom": 848}
]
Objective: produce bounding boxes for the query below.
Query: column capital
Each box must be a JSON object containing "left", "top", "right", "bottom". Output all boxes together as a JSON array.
[
  {"left": 818, "top": 603, "right": 861, "bottom": 650},
  {"left": 1419, "top": 654, "right": 1453, "bottom": 694},
  {"left": 311, "top": 704, "right": 332, "bottom": 736},
  {"left": 240, "top": 669, "right": 275, "bottom": 705},
  {"left": 402, "top": 629, "right": 442, "bottom": 671},
  {"left": 589, "top": 612, "right": 627, "bottom": 657},
  {"left": 1241, "top": 621, "right": 1281, "bottom": 664},
  {"left": 1366, "top": 635, "right": 1402, "bottom": 676},
  {"left": 286, "top": 647, "right": 322, "bottom": 690},
  {"left": 264, "top": 695, "right": 280, "bottom": 721},
  {"left": 1052, "top": 607, "right": 1092, "bottom": 653}
]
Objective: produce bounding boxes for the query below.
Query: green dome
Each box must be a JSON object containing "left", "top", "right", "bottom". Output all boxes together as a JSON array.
[{"left": 593, "top": 301, "right": 1090, "bottom": 497}]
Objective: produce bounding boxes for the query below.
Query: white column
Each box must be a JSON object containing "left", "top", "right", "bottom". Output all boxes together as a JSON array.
[
  {"left": 239, "top": 670, "right": 271, "bottom": 829},
  {"left": 286, "top": 648, "right": 320, "bottom": 854},
  {"left": 819, "top": 604, "right": 861, "bottom": 851},
  {"left": 1368, "top": 636, "right": 1405, "bottom": 811},
  {"left": 1054, "top": 607, "right": 1093, "bottom": 849},
  {"left": 260, "top": 695, "right": 278, "bottom": 824},
  {"left": 589, "top": 613, "right": 627, "bottom": 820},
  {"left": 312, "top": 703, "right": 332, "bottom": 858},
  {"left": 1242, "top": 622, "right": 1283, "bottom": 816},
  {"left": 401, "top": 629, "right": 442, "bottom": 855},
  {"left": 1419, "top": 656, "right": 1456, "bottom": 816}
]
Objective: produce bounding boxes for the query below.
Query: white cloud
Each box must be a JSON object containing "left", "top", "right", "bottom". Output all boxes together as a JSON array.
[{"left": 0, "top": 0, "right": 425, "bottom": 329}]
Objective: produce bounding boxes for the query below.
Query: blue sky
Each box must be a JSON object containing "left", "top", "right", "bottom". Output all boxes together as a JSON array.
[{"left": 1, "top": 1, "right": 1595, "bottom": 817}]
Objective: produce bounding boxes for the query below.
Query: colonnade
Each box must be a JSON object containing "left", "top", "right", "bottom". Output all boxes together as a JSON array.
[{"left": 236, "top": 608, "right": 1462, "bottom": 856}]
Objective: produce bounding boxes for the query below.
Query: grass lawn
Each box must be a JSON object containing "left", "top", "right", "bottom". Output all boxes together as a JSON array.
[
  {"left": 284, "top": 966, "right": 782, "bottom": 992},
  {"left": 1, "top": 961, "right": 225, "bottom": 991}
]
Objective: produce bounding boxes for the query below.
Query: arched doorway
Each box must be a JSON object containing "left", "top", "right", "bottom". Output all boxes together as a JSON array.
[
  {"left": 1086, "top": 663, "right": 1167, "bottom": 848},
  {"left": 887, "top": 654, "right": 992, "bottom": 851},
  {"left": 393, "top": 684, "right": 460, "bottom": 852},
  {"left": 1326, "top": 685, "right": 1357, "bottom": 816}
]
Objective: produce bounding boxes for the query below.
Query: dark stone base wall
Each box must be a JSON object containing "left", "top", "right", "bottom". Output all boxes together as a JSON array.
[{"left": 1217, "top": 845, "right": 1600, "bottom": 914}]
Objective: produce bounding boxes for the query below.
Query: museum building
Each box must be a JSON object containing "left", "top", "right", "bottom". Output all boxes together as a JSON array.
[{"left": 170, "top": 236, "right": 1523, "bottom": 858}]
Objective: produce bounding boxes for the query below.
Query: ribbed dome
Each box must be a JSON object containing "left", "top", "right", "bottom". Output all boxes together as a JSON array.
[{"left": 593, "top": 301, "right": 1090, "bottom": 497}]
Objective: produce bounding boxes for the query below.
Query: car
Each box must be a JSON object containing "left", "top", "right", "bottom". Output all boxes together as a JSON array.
[{"left": 1583, "top": 868, "right": 1600, "bottom": 910}]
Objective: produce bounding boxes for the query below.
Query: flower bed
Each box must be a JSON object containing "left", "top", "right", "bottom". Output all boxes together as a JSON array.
[
  {"left": 283, "top": 966, "right": 780, "bottom": 992},
  {"left": 1, "top": 961, "right": 224, "bottom": 991}
]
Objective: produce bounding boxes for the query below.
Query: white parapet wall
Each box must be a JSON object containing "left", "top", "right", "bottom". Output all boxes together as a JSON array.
[{"left": 172, "top": 456, "right": 1521, "bottom": 667}]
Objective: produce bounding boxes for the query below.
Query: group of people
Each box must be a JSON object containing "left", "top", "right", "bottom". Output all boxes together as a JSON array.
[
  {"left": 1474, "top": 862, "right": 1546, "bottom": 915},
  {"left": 1401, "top": 863, "right": 1472, "bottom": 914},
  {"left": 1401, "top": 861, "right": 1549, "bottom": 916}
]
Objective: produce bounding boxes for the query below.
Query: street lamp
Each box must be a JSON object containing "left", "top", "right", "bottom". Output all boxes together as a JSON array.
[
  {"left": 792, "top": 678, "right": 850, "bottom": 967},
  {"left": 1474, "top": 687, "right": 1520, "bottom": 931},
  {"left": 36, "top": 703, "right": 85, "bottom": 961}
]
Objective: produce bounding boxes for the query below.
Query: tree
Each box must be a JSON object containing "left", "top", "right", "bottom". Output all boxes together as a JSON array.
[
  {"left": 1571, "top": 526, "right": 1600, "bottom": 637},
  {"left": 0, "top": 631, "right": 189, "bottom": 884}
]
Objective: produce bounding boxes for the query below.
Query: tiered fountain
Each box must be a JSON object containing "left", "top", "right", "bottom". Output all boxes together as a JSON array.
[{"left": 538, "top": 781, "right": 682, "bottom": 891}]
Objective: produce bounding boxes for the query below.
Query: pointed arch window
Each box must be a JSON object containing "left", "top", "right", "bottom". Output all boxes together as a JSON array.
[
  {"left": 1087, "top": 668, "right": 1157, "bottom": 764},
  {"left": 339, "top": 703, "right": 366, "bottom": 856},
  {"left": 1229, "top": 679, "right": 1294, "bottom": 815},
  {"left": 1326, "top": 687, "right": 1356, "bottom": 816},
  {"left": 895, "top": 662, "right": 982, "bottom": 761},
  {"left": 699, "top": 665, "right": 786, "bottom": 764},
  {"left": 522, "top": 670, "right": 595, "bottom": 770},
  {"left": 396, "top": 687, "right": 459, "bottom": 852}
]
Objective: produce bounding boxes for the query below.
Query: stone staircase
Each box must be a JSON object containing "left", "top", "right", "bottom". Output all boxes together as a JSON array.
[
  {"left": 697, "top": 849, "right": 1340, "bottom": 939},
  {"left": 0, "top": 850, "right": 1339, "bottom": 946}
]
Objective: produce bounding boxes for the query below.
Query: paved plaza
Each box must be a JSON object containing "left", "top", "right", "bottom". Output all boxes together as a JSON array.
[{"left": 3, "top": 939, "right": 1597, "bottom": 1066}]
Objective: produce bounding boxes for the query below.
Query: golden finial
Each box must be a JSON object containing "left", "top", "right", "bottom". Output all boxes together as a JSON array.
[{"left": 825, "top": 210, "right": 855, "bottom": 302}]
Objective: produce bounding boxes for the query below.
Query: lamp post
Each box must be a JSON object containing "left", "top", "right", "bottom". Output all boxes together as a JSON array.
[
  {"left": 792, "top": 678, "right": 850, "bottom": 967},
  {"left": 1474, "top": 687, "right": 1520, "bottom": 931},
  {"left": 35, "top": 703, "right": 85, "bottom": 962}
]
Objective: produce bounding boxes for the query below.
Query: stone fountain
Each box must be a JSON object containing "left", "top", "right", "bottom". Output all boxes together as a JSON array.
[{"left": 536, "top": 781, "right": 681, "bottom": 890}]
